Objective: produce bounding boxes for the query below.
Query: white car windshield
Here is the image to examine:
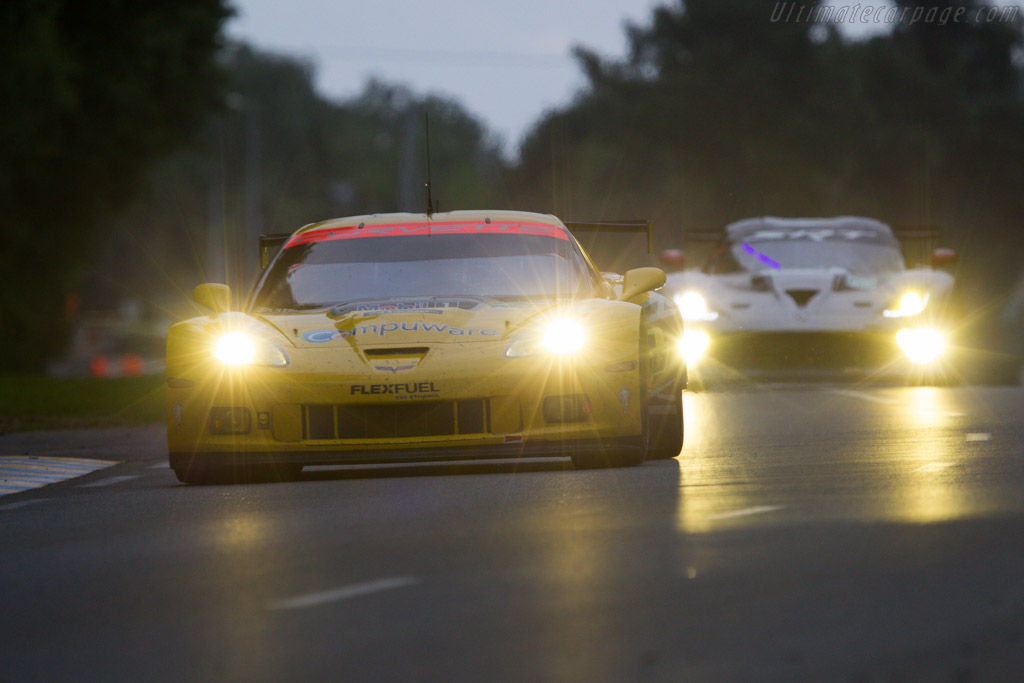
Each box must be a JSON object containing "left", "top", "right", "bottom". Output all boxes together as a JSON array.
[
  {"left": 728, "top": 239, "right": 905, "bottom": 274},
  {"left": 254, "top": 233, "right": 596, "bottom": 311}
]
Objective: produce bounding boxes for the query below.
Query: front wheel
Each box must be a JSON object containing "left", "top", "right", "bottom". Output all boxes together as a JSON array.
[
  {"left": 571, "top": 442, "right": 646, "bottom": 469},
  {"left": 647, "top": 390, "right": 684, "bottom": 460}
]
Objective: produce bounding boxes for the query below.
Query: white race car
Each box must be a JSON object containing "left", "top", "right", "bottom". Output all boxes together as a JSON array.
[{"left": 664, "top": 216, "right": 956, "bottom": 378}]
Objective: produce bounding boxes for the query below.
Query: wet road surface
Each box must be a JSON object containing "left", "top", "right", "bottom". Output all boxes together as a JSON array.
[{"left": 2, "top": 383, "right": 1024, "bottom": 681}]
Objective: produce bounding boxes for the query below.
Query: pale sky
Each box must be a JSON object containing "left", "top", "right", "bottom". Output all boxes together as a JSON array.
[{"left": 225, "top": 1, "right": 967, "bottom": 157}]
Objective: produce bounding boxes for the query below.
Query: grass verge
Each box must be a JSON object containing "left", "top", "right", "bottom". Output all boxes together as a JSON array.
[{"left": 0, "top": 374, "right": 165, "bottom": 433}]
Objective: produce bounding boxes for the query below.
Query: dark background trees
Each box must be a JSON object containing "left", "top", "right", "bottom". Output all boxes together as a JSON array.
[
  {"left": 1, "top": 0, "right": 231, "bottom": 372},
  {"left": 511, "top": 0, "right": 1024, "bottom": 308},
  {"left": 3, "top": 0, "right": 1022, "bottom": 372}
]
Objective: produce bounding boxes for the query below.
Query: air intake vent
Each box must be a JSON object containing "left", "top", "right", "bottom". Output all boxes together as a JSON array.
[
  {"left": 786, "top": 289, "right": 818, "bottom": 307},
  {"left": 363, "top": 347, "right": 429, "bottom": 357},
  {"left": 302, "top": 400, "right": 488, "bottom": 440}
]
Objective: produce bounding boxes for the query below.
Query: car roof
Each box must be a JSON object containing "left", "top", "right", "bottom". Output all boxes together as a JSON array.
[
  {"left": 292, "top": 210, "right": 568, "bottom": 236},
  {"left": 726, "top": 216, "right": 896, "bottom": 244}
]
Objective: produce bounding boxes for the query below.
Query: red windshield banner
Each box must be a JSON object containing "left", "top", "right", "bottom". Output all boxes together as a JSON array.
[{"left": 284, "top": 220, "right": 570, "bottom": 248}]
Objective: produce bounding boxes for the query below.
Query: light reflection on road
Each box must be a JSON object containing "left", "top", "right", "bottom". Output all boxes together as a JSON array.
[{"left": 674, "top": 384, "right": 987, "bottom": 532}]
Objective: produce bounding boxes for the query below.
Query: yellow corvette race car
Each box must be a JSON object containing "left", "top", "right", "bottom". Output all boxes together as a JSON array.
[{"left": 166, "top": 210, "right": 686, "bottom": 483}]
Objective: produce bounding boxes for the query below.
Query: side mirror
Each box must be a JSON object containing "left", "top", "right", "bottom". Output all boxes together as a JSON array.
[
  {"left": 659, "top": 248, "right": 685, "bottom": 270},
  {"left": 193, "top": 283, "right": 231, "bottom": 315},
  {"left": 932, "top": 248, "right": 957, "bottom": 267},
  {"left": 618, "top": 267, "right": 666, "bottom": 301}
]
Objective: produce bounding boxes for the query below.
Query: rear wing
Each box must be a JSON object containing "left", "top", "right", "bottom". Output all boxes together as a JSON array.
[
  {"left": 259, "top": 233, "right": 291, "bottom": 269},
  {"left": 564, "top": 220, "right": 654, "bottom": 254},
  {"left": 893, "top": 225, "right": 943, "bottom": 241},
  {"left": 681, "top": 230, "right": 725, "bottom": 245}
]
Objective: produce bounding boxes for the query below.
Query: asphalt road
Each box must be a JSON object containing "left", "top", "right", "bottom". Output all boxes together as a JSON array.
[{"left": 3, "top": 383, "right": 1024, "bottom": 681}]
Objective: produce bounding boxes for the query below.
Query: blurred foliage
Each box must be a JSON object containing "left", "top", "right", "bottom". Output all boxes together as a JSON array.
[
  {"left": 84, "top": 45, "right": 508, "bottom": 323},
  {"left": 7, "top": 0, "right": 1024, "bottom": 372},
  {"left": 511, "top": 0, "right": 1024, "bottom": 300},
  {"left": 0, "top": 0, "right": 231, "bottom": 372}
]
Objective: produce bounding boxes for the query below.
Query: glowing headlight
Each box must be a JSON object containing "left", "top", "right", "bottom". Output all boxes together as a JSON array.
[
  {"left": 212, "top": 332, "right": 288, "bottom": 367},
  {"left": 673, "top": 291, "right": 719, "bottom": 321},
  {"left": 541, "top": 319, "right": 586, "bottom": 354},
  {"left": 679, "top": 329, "right": 710, "bottom": 365},
  {"left": 505, "top": 318, "right": 587, "bottom": 357},
  {"left": 896, "top": 328, "right": 945, "bottom": 365},
  {"left": 884, "top": 291, "right": 929, "bottom": 318}
]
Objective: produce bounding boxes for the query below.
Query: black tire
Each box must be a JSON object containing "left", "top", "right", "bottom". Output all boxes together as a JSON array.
[
  {"left": 570, "top": 441, "right": 646, "bottom": 469},
  {"left": 647, "top": 390, "right": 684, "bottom": 460}
]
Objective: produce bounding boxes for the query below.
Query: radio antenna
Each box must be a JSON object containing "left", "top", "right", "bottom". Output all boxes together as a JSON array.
[{"left": 424, "top": 113, "right": 435, "bottom": 217}]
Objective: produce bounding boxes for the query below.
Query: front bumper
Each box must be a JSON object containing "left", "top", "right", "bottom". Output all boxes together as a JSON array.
[
  {"left": 166, "top": 340, "right": 644, "bottom": 462},
  {"left": 169, "top": 435, "right": 643, "bottom": 469}
]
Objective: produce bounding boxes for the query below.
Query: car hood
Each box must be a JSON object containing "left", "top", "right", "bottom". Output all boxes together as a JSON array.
[
  {"left": 666, "top": 266, "right": 955, "bottom": 333},
  {"left": 257, "top": 298, "right": 577, "bottom": 348}
]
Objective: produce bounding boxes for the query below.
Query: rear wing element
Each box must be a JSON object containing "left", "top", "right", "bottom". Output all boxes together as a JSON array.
[
  {"left": 564, "top": 220, "right": 654, "bottom": 254},
  {"left": 681, "top": 230, "right": 724, "bottom": 245},
  {"left": 893, "top": 225, "right": 943, "bottom": 241},
  {"left": 259, "top": 233, "right": 291, "bottom": 269}
]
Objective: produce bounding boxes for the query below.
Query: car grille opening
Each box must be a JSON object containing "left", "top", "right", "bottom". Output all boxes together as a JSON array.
[
  {"left": 302, "top": 400, "right": 489, "bottom": 440},
  {"left": 786, "top": 289, "right": 818, "bottom": 307}
]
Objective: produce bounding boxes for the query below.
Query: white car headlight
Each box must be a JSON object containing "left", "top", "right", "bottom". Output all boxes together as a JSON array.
[
  {"left": 673, "top": 291, "right": 719, "bottom": 322},
  {"left": 679, "top": 329, "right": 710, "bottom": 365},
  {"left": 212, "top": 332, "right": 289, "bottom": 367},
  {"left": 896, "top": 328, "right": 945, "bottom": 364},
  {"left": 505, "top": 318, "right": 587, "bottom": 357},
  {"left": 884, "top": 291, "right": 929, "bottom": 318}
]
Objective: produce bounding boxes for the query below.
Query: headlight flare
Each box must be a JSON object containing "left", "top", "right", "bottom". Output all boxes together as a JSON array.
[
  {"left": 211, "top": 332, "right": 289, "bottom": 367},
  {"left": 213, "top": 332, "right": 256, "bottom": 365},
  {"left": 679, "top": 329, "right": 710, "bottom": 365},
  {"left": 884, "top": 291, "right": 929, "bottom": 318},
  {"left": 673, "top": 291, "right": 719, "bottom": 322},
  {"left": 541, "top": 319, "right": 586, "bottom": 354},
  {"left": 896, "top": 328, "right": 945, "bottom": 365}
]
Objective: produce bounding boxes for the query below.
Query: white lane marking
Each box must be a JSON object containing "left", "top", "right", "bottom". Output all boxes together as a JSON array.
[
  {"left": 915, "top": 462, "right": 954, "bottom": 473},
  {"left": 148, "top": 462, "right": 170, "bottom": 469},
  {"left": 966, "top": 433, "right": 992, "bottom": 442},
  {"left": 707, "top": 505, "right": 786, "bottom": 521},
  {"left": 78, "top": 475, "right": 139, "bottom": 488},
  {"left": 829, "top": 389, "right": 897, "bottom": 405},
  {"left": 268, "top": 576, "right": 420, "bottom": 611},
  {"left": 0, "top": 498, "right": 53, "bottom": 511}
]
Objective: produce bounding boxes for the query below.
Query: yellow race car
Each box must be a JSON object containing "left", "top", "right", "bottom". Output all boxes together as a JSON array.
[{"left": 166, "top": 210, "right": 686, "bottom": 483}]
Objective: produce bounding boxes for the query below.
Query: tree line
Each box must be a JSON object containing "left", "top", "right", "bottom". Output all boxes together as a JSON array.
[{"left": 2, "top": 0, "right": 1022, "bottom": 371}]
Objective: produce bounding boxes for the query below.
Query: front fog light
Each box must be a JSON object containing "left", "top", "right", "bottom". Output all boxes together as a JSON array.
[
  {"left": 208, "top": 407, "right": 252, "bottom": 435},
  {"left": 896, "top": 328, "right": 945, "bottom": 364},
  {"left": 679, "top": 329, "right": 710, "bottom": 364},
  {"left": 541, "top": 319, "right": 586, "bottom": 354}
]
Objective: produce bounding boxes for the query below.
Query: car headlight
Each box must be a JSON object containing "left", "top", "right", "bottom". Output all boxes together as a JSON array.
[
  {"left": 679, "top": 329, "right": 710, "bottom": 365},
  {"left": 673, "top": 291, "right": 719, "bottom": 321},
  {"left": 212, "top": 332, "right": 289, "bottom": 367},
  {"left": 896, "top": 328, "right": 945, "bottom": 364},
  {"left": 883, "top": 291, "right": 929, "bottom": 318},
  {"left": 505, "top": 318, "right": 587, "bottom": 357}
]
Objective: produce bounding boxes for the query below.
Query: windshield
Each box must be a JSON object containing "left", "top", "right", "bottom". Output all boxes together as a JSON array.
[
  {"left": 715, "top": 239, "right": 905, "bottom": 275},
  {"left": 253, "top": 233, "right": 596, "bottom": 311}
]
